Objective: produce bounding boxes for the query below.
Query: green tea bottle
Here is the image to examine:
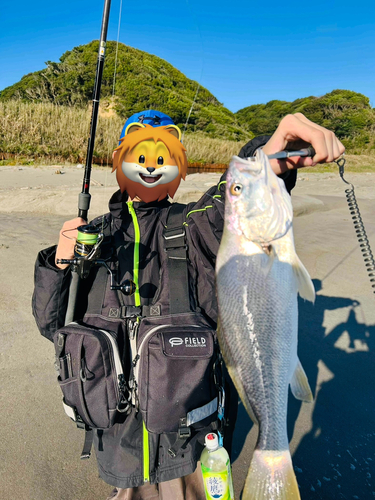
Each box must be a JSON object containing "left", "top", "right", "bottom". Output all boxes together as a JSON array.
[{"left": 200, "top": 433, "right": 234, "bottom": 500}]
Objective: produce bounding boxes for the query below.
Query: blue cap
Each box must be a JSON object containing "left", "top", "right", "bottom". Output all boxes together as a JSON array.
[{"left": 119, "top": 110, "right": 175, "bottom": 140}]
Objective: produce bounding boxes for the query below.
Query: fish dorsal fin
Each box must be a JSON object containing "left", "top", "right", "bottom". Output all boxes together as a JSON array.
[
  {"left": 292, "top": 253, "right": 315, "bottom": 302},
  {"left": 290, "top": 359, "right": 313, "bottom": 402}
]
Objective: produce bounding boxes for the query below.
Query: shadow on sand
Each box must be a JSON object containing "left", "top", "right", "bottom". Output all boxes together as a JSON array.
[{"left": 232, "top": 279, "right": 375, "bottom": 499}]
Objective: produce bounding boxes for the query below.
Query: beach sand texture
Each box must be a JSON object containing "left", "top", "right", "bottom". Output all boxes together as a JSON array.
[{"left": 0, "top": 164, "right": 374, "bottom": 500}]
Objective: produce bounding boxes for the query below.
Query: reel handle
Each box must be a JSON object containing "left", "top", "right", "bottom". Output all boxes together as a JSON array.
[{"left": 111, "top": 280, "right": 137, "bottom": 296}]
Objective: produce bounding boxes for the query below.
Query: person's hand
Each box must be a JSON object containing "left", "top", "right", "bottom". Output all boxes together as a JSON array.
[
  {"left": 262, "top": 113, "right": 345, "bottom": 175},
  {"left": 55, "top": 217, "right": 86, "bottom": 270}
]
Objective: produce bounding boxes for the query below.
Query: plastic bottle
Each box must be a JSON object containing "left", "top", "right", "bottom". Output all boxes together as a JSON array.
[{"left": 200, "top": 433, "right": 235, "bottom": 500}]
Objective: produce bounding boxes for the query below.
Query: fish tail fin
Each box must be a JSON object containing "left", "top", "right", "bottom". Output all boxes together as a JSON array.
[
  {"left": 292, "top": 254, "right": 315, "bottom": 303},
  {"left": 242, "top": 450, "right": 301, "bottom": 500},
  {"left": 290, "top": 358, "right": 314, "bottom": 402}
]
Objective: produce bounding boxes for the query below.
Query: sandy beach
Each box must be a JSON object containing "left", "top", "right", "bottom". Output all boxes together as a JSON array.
[{"left": 0, "top": 164, "right": 374, "bottom": 499}]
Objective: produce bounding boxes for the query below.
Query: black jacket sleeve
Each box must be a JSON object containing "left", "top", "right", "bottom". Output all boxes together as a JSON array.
[{"left": 32, "top": 246, "right": 71, "bottom": 342}]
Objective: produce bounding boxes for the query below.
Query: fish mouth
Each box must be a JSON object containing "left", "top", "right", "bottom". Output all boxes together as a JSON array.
[{"left": 139, "top": 174, "right": 162, "bottom": 184}]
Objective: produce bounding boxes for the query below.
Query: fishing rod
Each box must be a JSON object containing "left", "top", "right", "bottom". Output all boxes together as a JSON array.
[
  {"left": 62, "top": 0, "right": 112, "bottom": 325},
  {"left": 79, "top": 0, "right": 112, "bottom": 221}
]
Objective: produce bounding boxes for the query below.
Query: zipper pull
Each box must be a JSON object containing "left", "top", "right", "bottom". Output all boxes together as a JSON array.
[
  {"left": 117, "top": 374, "right": 132, "bottom": 414},
  {"left": 118, "top": 373, "right": 127, "bottom": 393},
  {"left": 132, "top": 354, "right": 140, "bottom": 367},
  {"left": 128, "top": 318, "right": 139, "bottom": 340},
  {"left": 133, "top": 378, "right": 140, "bottom": 412},
  {"left": 80, "top": 358, "right": 87, "bottom": 382}
]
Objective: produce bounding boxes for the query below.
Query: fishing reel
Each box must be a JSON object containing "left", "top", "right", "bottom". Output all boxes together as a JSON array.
[
  {"left": 57, "top": 224, "right": 136, "bottom": 295},
  {"left": 57, "top": 224, "right": 104, "bottom": 280}
]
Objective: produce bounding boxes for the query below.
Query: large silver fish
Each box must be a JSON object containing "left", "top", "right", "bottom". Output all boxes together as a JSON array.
[{"left": 216, "top": 150, "right": 315, "bottom": 499}]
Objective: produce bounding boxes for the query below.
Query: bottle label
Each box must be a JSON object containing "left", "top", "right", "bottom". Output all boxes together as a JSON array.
[{"left": 201, "top": 464, "right": 232, "bottom": 500}]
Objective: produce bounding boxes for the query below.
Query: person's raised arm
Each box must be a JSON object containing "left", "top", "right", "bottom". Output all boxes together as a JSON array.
[{"left": 263, "top": 113, "right": 345, "bottom": 175}]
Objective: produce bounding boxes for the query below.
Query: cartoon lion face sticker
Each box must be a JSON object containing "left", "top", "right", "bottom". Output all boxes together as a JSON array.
[{"left": 112, "top": 123, "right": 188, "bottom": 203}]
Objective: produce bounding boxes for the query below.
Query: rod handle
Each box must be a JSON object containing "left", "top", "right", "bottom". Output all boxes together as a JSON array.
[{"left": 78, "top": 192, "right": 91, "bottom": 220}]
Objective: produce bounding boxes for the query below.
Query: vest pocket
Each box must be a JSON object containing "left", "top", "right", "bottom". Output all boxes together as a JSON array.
[
  {"left": 136, "top": 317, "right": 218, "bottom": 434},
  {"left": 54, "top": 322, "right": 131, "bottom": 429}
]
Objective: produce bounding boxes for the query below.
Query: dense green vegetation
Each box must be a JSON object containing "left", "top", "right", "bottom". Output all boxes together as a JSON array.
[
  {"left": 1, "top": 40, "right": 374, "bottom": 156},
  {"left": 235, "top": 90, "right": 375, "bottom": 153},
  {"left": 0, "top": 41, "right": 249, "bottom": 141}
]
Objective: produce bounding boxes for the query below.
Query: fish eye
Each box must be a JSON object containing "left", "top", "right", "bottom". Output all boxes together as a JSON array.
[
  {"left": 157, "top": 156, "right": 164, "bottom": 165},
  {"left": 139, "top": 155, "right": 145, "bottom": 164},
  {"left": 230, "top": 183, "right": 243, "bottom": 196}
]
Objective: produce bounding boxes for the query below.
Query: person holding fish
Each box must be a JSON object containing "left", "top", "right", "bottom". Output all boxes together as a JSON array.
[{"left": 32, "top": 109, "right": 344, "bottom": 500}]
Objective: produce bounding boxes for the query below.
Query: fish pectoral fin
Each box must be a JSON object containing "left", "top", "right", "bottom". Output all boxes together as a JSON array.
[
  {"left": 290, "top": 359, "right": 314, "bottom": 402},
  {"left": 292, "top": 254, "right": 315, "bottom": 303},
  {"left": 258, "top": 242, "right": 275, "bottom": 278},
  {"left": 243, "top": 450, "right": 301, "bottom": 500}
]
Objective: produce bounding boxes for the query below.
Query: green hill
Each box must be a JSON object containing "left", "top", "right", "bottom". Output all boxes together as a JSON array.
[
  {"left": 0, "top": 41, "right": 250, "bottom": 142},
  {"left": 2, "top": 42, "right": 374, "bottom": 155},
  {"left": 235, "top": 90, "right": 375, "bottom": 152}
]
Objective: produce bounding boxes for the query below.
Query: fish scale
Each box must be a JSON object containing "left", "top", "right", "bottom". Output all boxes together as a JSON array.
[
  {"left": 216, "top": 150, "right": 315, "bottom": 500},
  {"left": 217, "top": 253, "right": 297, "bottom": 452}
]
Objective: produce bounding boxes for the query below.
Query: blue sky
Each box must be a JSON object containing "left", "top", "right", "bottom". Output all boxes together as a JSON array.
[{"left": 2, "top": 0, "right": 375, "bottom": 112}]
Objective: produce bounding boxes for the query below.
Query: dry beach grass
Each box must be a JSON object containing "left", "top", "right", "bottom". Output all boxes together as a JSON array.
[
  {"left": 0, "top": 100, "right": 246, "bottom": 165},
  {"left": 2, "top": 100, "right": 375, "bottom": 174}
]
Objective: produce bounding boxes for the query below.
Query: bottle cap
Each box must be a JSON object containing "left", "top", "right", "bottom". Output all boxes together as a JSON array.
[{"left": 205, "top": 433, "right": 219, "bottom": 451}]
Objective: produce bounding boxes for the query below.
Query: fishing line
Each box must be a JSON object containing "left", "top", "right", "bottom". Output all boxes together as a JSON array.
[
  {"left": 112, "top": 0, "right": 123, "bottom": 97},
  {"left": 100, "top": 0, "right": 123, "bottom": 231},
  {"left": 62, "top": 227, "right": 81, "bottom": 240},
  {"left": 182, "top": 0, "right": 205, "bottom": 143},
  {"left": 183, "top": 83, "right": 201, "bottom": 141}
]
